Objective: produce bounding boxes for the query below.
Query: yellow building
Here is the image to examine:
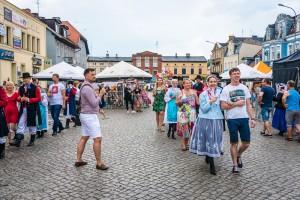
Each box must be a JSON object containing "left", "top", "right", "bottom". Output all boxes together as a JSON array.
[
  {"left": 162, "top": 53, "right": 208, "bottom": 80},
  {"left": 0, "top": 1, "right": 46, "bottom": 84}
]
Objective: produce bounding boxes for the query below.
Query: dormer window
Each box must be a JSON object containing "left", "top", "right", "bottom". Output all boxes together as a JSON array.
[
  {"left": 267, "top": 30, "right": 271, "bottom": 41},
  {"left": 55, "top": 23, "right": 60, "bottom": 33},
  {"left": 278, "top": 23, "right": 284, "bottom": 38},
  {"left": 297, "top": 20, "right": 300, "bottom": 32}
]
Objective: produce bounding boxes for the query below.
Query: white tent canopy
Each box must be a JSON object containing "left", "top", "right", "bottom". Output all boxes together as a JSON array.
[
  {"left": 75, "top": 66, "right": 84, "bottom": 74},
  {"left": 33, "top": 61, "right": 85, "bottom": 80},
  {"left": 96, "top": 61, "right": 152, "bottom": 80},
  {"left": 220, "top": 63, "right": 272, "bottom": 80}
]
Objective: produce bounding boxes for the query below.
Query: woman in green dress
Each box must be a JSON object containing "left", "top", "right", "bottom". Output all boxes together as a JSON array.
[{"left": 153, "top": 77, "right": 166, "bottom": 132}]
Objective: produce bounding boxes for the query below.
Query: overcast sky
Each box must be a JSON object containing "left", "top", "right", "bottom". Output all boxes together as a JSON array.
[{"left": 7, "top": 0, "right": 300, "bottom": 59}]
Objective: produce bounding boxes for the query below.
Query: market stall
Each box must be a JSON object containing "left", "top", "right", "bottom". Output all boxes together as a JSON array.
[{"left": 33, "top": 61, "right": 85, "bottom": 81}]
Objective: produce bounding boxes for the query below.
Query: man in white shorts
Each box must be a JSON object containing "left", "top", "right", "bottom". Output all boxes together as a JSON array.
[{"left": 75, "top": 68, "right": 109, "bottom": 170}]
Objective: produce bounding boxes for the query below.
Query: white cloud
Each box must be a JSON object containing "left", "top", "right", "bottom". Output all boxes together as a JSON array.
[{"left": 7, "top": 0, "right": 300, "bottom": 60}]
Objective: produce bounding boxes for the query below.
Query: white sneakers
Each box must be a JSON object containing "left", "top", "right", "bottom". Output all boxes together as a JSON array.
[
  {"left": 131, "top": 110, "right": 136, "bottom": 113},
  {"left": 127, "top": 111, "right": 130, "bottom": 114}
]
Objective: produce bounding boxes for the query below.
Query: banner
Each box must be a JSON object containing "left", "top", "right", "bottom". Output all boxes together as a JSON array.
[
  {"left": 4, "top": 7, "right": 12, "bottom": 22},
  {"left": 0, "top": 24, "right": 6, "bottom": 37},
  {"left": 0, "top": 49, "right": 14, "bottom": 61},
  {"left": 12, "top": 12, "right": 27, "bottom": 28},
  {"left": 13, "top": 38, "right": 21, "bottom": 49}
]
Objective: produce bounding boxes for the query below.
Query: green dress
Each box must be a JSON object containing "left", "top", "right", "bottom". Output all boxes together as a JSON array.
[{"left": 153, "top": 90, "right": 166, "bottom": 112}]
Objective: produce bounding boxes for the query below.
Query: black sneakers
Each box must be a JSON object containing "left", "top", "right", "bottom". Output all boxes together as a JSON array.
[
  {"left": 232, "top": 166, "right": 240, "bottom": 174},
  {"left": 237, "top": 157, "right": 243, "bottom": 168}
]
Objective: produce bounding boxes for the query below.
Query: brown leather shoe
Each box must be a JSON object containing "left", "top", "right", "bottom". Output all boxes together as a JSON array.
[
  {"left": 96, "top": 164, "right": 109, "bottom": 170},
  {"left": 75, "top": 161, "right": 87, "bottom": 167}
]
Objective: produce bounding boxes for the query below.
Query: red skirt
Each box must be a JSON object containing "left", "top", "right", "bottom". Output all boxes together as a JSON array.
[{"left": 4, "top": 105, "right": 18, "bottom": 124}]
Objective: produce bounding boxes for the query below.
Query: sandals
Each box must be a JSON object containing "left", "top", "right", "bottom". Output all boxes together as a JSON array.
[{"left": 285, "top": 137, "right": 293, "bottom": 141}]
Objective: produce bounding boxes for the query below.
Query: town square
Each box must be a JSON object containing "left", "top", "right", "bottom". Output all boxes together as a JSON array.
[{"left": 0, "top": 0, "right": 300, "bottom": 199}]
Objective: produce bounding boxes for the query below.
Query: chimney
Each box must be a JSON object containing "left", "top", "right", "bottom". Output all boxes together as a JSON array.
[
  {"left": 23, "top": 8, "right": 31, "bottom": 13},
  {"left": 175, "top": 53, "right": 177, "bottom": 57},
  {"left": 186, "top": 53, "right": 190, "bottom": 58},
  {"left": 228, "top": 35, "right": 235, "bottom": 41},
  {"left": 116, "top": 54, "right": 118, "bottom": 58},
  {"left": 106, "top": 51, "right": 109, "bottom": 58}
]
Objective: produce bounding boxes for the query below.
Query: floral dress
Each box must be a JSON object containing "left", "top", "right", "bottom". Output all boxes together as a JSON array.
[
  {"left": 177, "top": 93, "right": 197, "bottom": 138},
  {"left": 153, "top": 90, "right": 166, "bottom": 112}
]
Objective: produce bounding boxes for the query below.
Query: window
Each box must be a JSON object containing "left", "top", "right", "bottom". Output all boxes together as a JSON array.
[
  {"left": 61, "top": 43, "right": 64, "bottom": 57},
  {"left": 297, "top": 20, "right": 300, "bottom": 32},
  {"left": 267, "top": 30, "right": 271, "bottom": 40},
  {"left": 27, "top": 35, "right": 31, "bottom": 51},
  {"left": 136, "top": 57, "right": 141, "bottom": 67},
  {"left": 255, "top": 57, "right": 260, "bottom": 64},
  {"left": 63, "top": 29, "right": 67, "bottom": 38},
  {"left": 276, "top": 45, "right": 281, "bottom": 59},
  {"left": 174, "top": 68, "right": 177, "bottom": 74},
  {"left": 182, "top": 68, "right": 186, "bottom": 74},
  {"left": 198, "top": 68, "right": 202, "bottom": 74},
  {"left": 295, "top": 43, "right": 300, "bottom": 52},
  {"left": 153, "top": 70, "right": 158, "bottom": 75},
  {"left": 57, "top": 41, "right": 60, "bottom": 57},
  {"left": 6, "top": 26, "right": 12, "bottom": 46},
  {"left": 21, "top": 32, "right": 26, "bottom": 49},
  {"left": 55, "top": 23, "right": 60, "bottom": 33},
  {"left": 288, "top": 44, "right": 293, "bottom": 56},
  {"left": 191, "top": 68, "right": 194, "bottom": 74},
  {"left": 32, "top": 37, "right": 36, "bottom": 52},
  {"left": 153, "top": 57, "right": 158, "bottom": 67},
  {"left": 145, "top": 57, "right": 150, "bottom": 67},
  {"left": 270, "top": 46, "right": 275, "bottom": 60},
  {"left": 264, "top": 50, "right": 269, "bottom": 61}
]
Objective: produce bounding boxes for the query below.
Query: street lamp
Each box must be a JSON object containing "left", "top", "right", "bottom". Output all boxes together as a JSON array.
[{"left": 278, "top": 3, "right": 297, "bottom": 52}]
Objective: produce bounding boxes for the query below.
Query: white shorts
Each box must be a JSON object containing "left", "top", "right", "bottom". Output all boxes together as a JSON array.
[{"left": 79, "top": 114, "right": 102, "bottom": 138}]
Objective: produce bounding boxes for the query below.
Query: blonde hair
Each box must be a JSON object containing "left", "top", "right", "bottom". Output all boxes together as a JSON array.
[
  {"left": 73, "top": 81, "right": 79, "bottom": 87},
  {"left": 6, "top": 81, "right": 15, "bottom": 91}
]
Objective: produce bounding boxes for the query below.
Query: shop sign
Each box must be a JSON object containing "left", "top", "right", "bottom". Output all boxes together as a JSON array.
[
  {"left": 12, "top": 11, "right": 27, "bottom": 28},
  {"left": 45, "top": 59, "right": 52, "bottom": 68},
  {"left": 13, "top": 27, "right": 21, "bottom": 38},
  {"left": 0, "top": 24, "right": 6, "bottom": 36},
  {"left": 4, "top": 7, "right": 12, "bottom": 22},
  {"left": 0, "top": 49, "right": 14, "bottom": 61},
  {"left": 13, "top": 38, "right": 21, "bottom": 49}
]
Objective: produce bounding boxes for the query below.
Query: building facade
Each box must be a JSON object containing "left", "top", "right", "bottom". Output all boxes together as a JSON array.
[
  {"left": 0, "top": 2, "right": 46, "bottom": 84},
  {"left": 210, "top": 42, "right": 228, "bottom": 74},
  {"left": 88, "top": 53, "right": 132, "bottom": 74},
  {"left": 223, "top": 36, "right": 263, "bottom": 71},
  {"left": 39, "top": 17, "right": 79, "bottom": 67},
  {"left": 262, "top": 13, "right": 300, "bottom": 67},
  {"left": 62, "top": 21, "right": 89, "bottom": 68},
  {"left": 132, "top": 51, "right": 162, "bottom": 75},
  {"left": 162, "top": 53, "right": 208, "bottom": 79}
]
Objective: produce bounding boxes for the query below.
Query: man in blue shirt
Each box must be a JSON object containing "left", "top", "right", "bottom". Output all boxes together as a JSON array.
[
  {"left": 282, "top": 80, "right": 300, "bottom": 141},
  {"left": 258, "top": 79, "right": 275, "bottom": 136}
]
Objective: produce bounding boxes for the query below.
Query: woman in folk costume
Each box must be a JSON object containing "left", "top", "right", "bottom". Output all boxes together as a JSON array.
[
  {"left": 0, "top": 85, "right": 9, "bottom": 158},
  {"left": 36, "top": 87, "right": 48, "bottom": 138},
  {"left": 189, "top": 75, "right": 224, "bottom": 175},
  {"left": 64, "top": 81, "right": 77, "bottom": 129},
  {"left": 10, "top": 72, "right": 42, "bottom": 147},
  {"left": 272, "top": 83, "right": 287, "bottom": 136},
  {"left": 164, "top": 79, "right": 180, "bottom": 139},
  {"left": 4, "top": 81, "right": 18, "bottom": 143},
  {"left": 176, "top": 79, "right": 199, "bottom": 151}
]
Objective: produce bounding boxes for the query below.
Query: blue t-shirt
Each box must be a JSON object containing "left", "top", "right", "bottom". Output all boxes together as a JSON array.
[
  {"left": 286, "top": 89, "right": 300, "bottom": 111},
  {"left": 261, "top": 86, "right": 275, "bottom": 108}
]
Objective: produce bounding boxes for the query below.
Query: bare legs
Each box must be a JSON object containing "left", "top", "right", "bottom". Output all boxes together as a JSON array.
[
  {"left": 263, "top": 121, "right": 272, "bottom": 135},
  {"left": 156, "top": 113, "right": 159, "bottom": 130},
  {"left": 76, "top": 136, "right": 103, "bottom": 166},
  {"left": 159, "top": 111, "right": 164, "bottom": 132},
  {"left": 230, "top": 143, "right": 250, "bottom": 166},
  {"left": 287, "top": 125, "right": 300, "bottom": 139},
  {"left": 7, "top": 123, "right": 16, "bottom": 143}
]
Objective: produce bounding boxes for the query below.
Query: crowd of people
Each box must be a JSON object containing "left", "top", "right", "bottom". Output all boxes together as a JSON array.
[{"left": 1, "top": 66, "right": 300, "bottom": 175}]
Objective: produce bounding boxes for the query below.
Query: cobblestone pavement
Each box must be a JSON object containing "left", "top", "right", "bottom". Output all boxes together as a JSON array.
[{"left": 1, "top": 107, "right": 300, "bottom": 200}]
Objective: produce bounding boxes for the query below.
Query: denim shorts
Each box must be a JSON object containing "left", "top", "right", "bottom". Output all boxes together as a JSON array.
[
  {"left": 285, "top": 110, "right": 300, "bottom": 127},
  {"left": 261, "top": 107, "right": 272, "bottom": 122},
  {"left": 227, "top": 118, "right": 251, "bottom": 144}
]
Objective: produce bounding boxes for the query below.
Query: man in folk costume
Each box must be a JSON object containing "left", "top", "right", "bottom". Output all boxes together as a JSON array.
[{"left": 10, "top": 72, "right": 42, "bottom": 147}]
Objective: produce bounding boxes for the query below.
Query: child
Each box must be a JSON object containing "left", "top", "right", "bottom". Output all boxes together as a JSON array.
[{"left": 141, "top": 88, "right": 149, "bottom": 108}]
